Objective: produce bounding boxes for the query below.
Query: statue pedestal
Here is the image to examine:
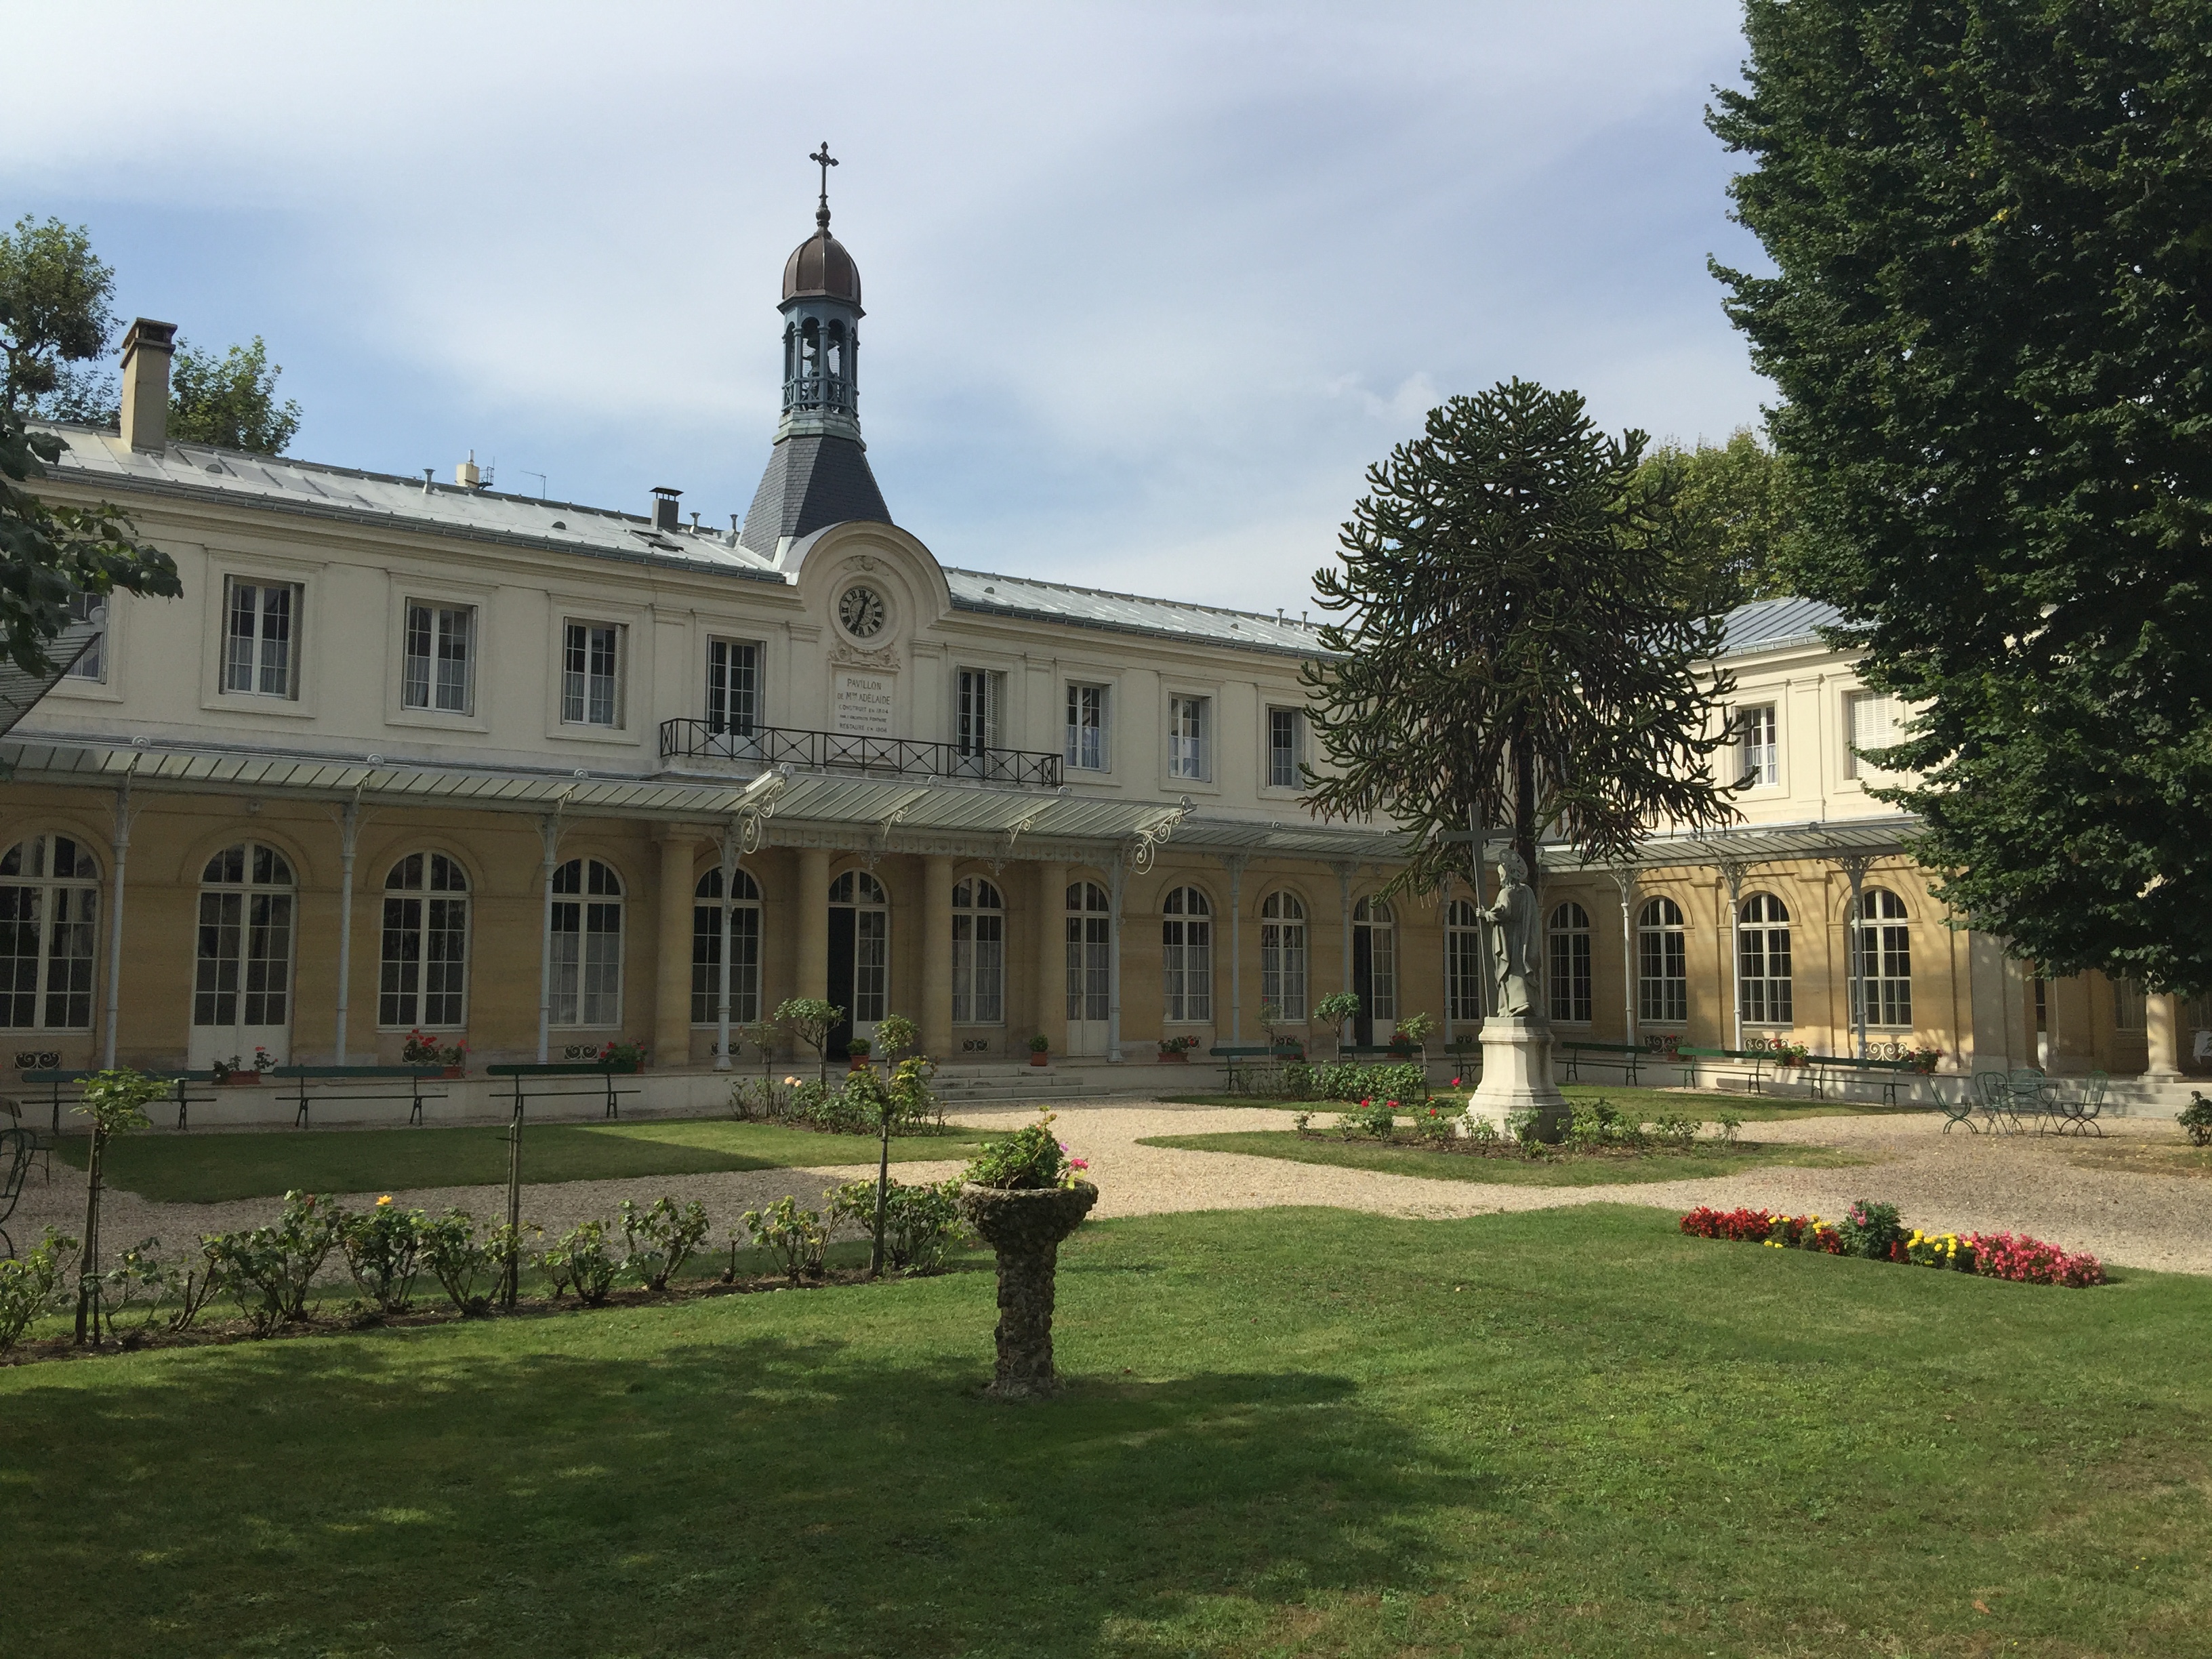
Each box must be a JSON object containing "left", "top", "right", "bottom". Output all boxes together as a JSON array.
[{"left": 1462, "top": 1015, "right": 1570, "bottom": 1143}]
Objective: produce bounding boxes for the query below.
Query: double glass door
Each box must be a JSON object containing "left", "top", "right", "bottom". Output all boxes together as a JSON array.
[
  {"left": 1065, "top": 880, "right": 1110, "bottom": 1057},
  {"left": 190, "top": 842, "right": 295, "bottom": 1069}
]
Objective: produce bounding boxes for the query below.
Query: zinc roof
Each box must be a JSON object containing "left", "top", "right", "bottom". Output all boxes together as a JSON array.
[
  {"left": 943, "top": 569, "right": 1326, "bottom": 657},
  {"left": 1717, "top": 595, "right": 1847, "bottom": 659}
]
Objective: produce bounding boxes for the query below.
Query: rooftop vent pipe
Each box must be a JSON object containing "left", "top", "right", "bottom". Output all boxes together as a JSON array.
[
  {"left": 119, "top": 318, "right": 178, "bottom": 451},
  {"left": 650, "top": 485, "right": 682, "bottom": 532}
]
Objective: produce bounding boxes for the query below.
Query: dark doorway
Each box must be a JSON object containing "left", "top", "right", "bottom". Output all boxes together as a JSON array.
[{"left": 827, "top": 905, "right": 857, "bottom": 1057}]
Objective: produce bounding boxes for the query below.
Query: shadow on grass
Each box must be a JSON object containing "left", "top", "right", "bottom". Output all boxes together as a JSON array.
[{"left": 2, "top": 1327, "right": 1474, "bottom": 1658}]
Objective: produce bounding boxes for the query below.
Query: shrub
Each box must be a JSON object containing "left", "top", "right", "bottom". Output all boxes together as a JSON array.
[
  {"left": 1835, "top": 1199, "right": 1907, "bottom": 1261},
  {"left": 1310, "top": 1061, "right": 1426, "bottom": 1105},
  {"left": 1277, "top": 1059, "right": 1316, "bottom": 1099},
  {"left": 1568, "top": 1099, "right": 1645, "bottom": 1152},
  {"left": 1714, "top": 1111, "right": 1744, "bottom": 1149},
  {"left": 617, "top": 1196, "right": 711, "bottom": 1293},
  {"left": 1463, "top": 1114, "right": 1500, "bottom": 1145},
  {"left": 827, "top": 1178, "right": 970, "bottom": 1272},
  {"left": 0, "top": 1228, "right": 77, "bottom": 1350},
  {"left": 207, "top": 1191, "right": 346, "bottom": 1333},
  {"left": 1650, "top": 1113, "right": 1700, "bottom": 1153},
  {"left": 1334, "top": 1099, "right": 1399, "bottom": 1141},
  {"left": 2179, "top": 1092, "right": 2212, "bottom": 1148},
  {"left": 874, "top": 1012, "right": 920, "bottom": 1063},
  {"left": 1408, "top": 1102, "right": 1459, "bottom": 1145},
  {"left": 1902, "top": 1228, "right": 1975, "bottom": 1272},
  {"left": 420, "top": 1208, "right": 497, "bottom": 1314},
  {"left": 741, "top": 1195, "right": 830, "bottom": 1284},
  {"left": 539, "top": 1219, "right": 618, "bottom": 1305},
  {"left": 964, "top": 1111, "right": 1087, "bottom": 1191},
  {"left": 885, "top": 1057, "right": 943, "bottom": 1133},
  {"left": 341, "top": 1197, "right": 428, "bottom": 1314},
  {"left": 91, "top": 1235, "right": 177, "bottom": 1343}
]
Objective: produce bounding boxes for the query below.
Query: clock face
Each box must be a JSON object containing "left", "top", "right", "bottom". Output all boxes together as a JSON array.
[{"left": 838, "top": 585, "right": 887, "bottom": 638}]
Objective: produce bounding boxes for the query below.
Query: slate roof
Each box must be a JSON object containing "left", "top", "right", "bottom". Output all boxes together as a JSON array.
[
  {"left": 30, "top": 422, "right": 785, "bottom": 581},
  {"left": 739, "top": 432, "right": 890, "bottom": 553},
  {"left": 1717, "top": 594, "right": 1846, "bottom": 659},
  {"left": 942, "top": 569, "right": 1324, "bottom": 657}
]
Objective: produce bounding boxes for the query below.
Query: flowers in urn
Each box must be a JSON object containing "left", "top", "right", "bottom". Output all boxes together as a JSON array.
[
  {"left": 1156, "top": 1035, "right": 1200, "bottom": 1059},
  {"left": 402, "top": 1030, "right": 470, "bottom": 1072}
]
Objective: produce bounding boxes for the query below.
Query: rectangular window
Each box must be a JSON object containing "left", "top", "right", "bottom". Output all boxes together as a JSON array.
[
  {"left": 1267, "top": 707, "right": 1303, "bottom": 788},
  {"left": 955, "top": 668, "right": 1005, "bottom": 775},
  {"left": 222, "top": 577, "right": 300, "bottom": 699},
  {"left": 706, "top": 637, "right": 761, "bottom": 737},
  {"left": 561, "top": 621, "right": 621, "bottom": 726},
  {"left": 402, "top": 601, "right": 475, "bottom": 714},
  {"left": 65, "top": 592, "right": 105, "bottom": 682},
  {"left": 1736, "top": 703, "right": 1778, "bottom": 787},
  {"left": 1846, "top": 691, "right": 1902, "bottom": 779},
  {"left": 1065, "top": 683, "right": 1108, "bottom": 771},
  {"left": 1168, "top": 694, "right": 1209, "bottom": 781},
  {"left": 2114, "top": 977, "right": 2146, "bottom": 1032}
]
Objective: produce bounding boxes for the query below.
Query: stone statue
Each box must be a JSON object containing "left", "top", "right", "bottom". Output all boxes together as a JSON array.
[{"left": 1479, "top": 850, "right": 1541, "bottom": 1018}]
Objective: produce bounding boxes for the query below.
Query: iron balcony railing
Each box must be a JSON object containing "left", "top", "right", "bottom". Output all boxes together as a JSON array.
[{"left": 660, "top": 719, "right": 1063, "bottom": 788}]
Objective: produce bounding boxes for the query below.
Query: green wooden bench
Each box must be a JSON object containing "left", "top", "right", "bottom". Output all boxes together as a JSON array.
[
  {"left": 1805, "top": 1054, "right": 1926, "bottom": 1106},
  {"left": 485, "top": 1062, "right": 642, "bottom": 1120},
  {"left": 1333, "top": 1044, "right": 1421, "bottom": 1062},
  {"left": 21, "top": 1068, "right": 203, "bottom": 1132},
  {"left": 1207, "top": 1045, "right": 1301, "bottom": 1094},
  {"left": 1557, "top": 1042, "right": 1643, "bottom": 1084},
  {"left": 270, "top": 1065, "right": 450, "bottom": 1129},
  {"left": 1675, "top": 1046, "right": 1773, "bottom": 1094}
]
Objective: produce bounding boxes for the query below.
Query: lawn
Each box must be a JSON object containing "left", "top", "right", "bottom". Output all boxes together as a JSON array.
[
  {"left": 1158, "top": 1084, "right": 1926, "bottom": 1124},
  {"left": 52, "top": 1118, "right": 988, "bottom": 1204},
  {"left": 4, "top": 1206, "right": 2207, "bottom": 1657},
  {"left": 1136, "top": 1128, "right": 1866, "bottom": 1186}
]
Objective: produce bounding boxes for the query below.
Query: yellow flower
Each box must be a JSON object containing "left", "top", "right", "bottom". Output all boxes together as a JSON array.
[{"left": 377, "top": 1194, "right": 393, "bottom": 1206}]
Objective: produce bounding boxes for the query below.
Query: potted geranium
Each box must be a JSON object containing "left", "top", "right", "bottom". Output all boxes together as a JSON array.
[
  {"left": 1156, "top": 1035, "right": 1199, "bottom": 1063},
  {"left": 403, "top": 1029, "right": 470, "bottom": 1077},
  {"left": 211, "top": 1048, "right": 274, "bottom": 1086},
  {"left": 958, "top": 1111, "right": 1097, "bottom": 1399},
  {"left": 596, "top": 1040, "right": 646, "bottom": 1074},
  {"left": 1027, "top": 1033, "right": 1050, "bottom": 1068}
]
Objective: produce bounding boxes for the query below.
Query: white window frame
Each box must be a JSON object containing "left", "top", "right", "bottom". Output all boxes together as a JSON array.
[
  {"left": 561, "top": 619, "right": 624, "bottom": 729},
  {"left": 1265, "top": 705, "right": 1305, "bottom": 790},
  {"left": 1161, "top": 885, "right": 1213, "bottom": 1024},
  {"left": 402, "top": 600, "right": 476, "bottom": 716},
  {"left": 1845, "top": 690, "right": 1903, "bottom": 781},
  {"left": 692, "top": 865, "right": 762, "bottom": 1027},
  {"left": 951, "top": 876, "right": 1006, "bottom": 1025},
  {"left": 64, "top": 592, "right": 106, "bottom": 684},
  {"left": 378, "top": 852, "right": 471, "bottom": 1030},
  {"left": 706, "top": 636, "right": 763, "bottom": 739},
  {"left": 1736, "top": 892, "right": 1792, "bottom": 1027},
  {"left": 1065, "top": 682, "right": 1110, "bottom": 773},
  {"left": 1259, "top": 889, "right": 1307, "bottom": 1022},
  {"left": 1638, "top": 896, "right": 1688, "bottom": 1025},
  {"left": 0, "top": 834, "right": 101, "bottom": 1033},
  {"left": 954, "top": 668, "right": 1006, "bottom": 775},
  {"left": 549, "top": 857, "right": 624, "bottom": 1027},
  {"left": 1735, "top": 702, "right": 1778, "bottom": 788},
  {"left": 1446, "top": 897, "right": 1483, "bottom": 1023},
  {"left": 1547, "top": 900, "right": 1593, "bottom": 1025},
  {"left": 1848, "top": 888, "right": 1912, "bottom": 1029},
  {"left": 222, "top": 575, "right": 303, "bottom": 701},
  {"left": 1168, "top": 693, "right": 1210, "bottom": 782}
]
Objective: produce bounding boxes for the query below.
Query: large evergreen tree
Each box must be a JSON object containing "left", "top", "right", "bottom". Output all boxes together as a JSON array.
[
  {"left": 1303, "top": 379, "right": 1738, "bottom": 895},
  {"left": 1713, "top": 0, "right": 2212, "bottom": 992}
]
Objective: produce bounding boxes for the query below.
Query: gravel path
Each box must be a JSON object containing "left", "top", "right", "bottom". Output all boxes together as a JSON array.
[{"left": 13, "top": 1099, "right": 2208, "bottom": 1275}]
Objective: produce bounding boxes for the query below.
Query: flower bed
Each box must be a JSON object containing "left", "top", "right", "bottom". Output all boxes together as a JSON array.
[{"left": 1680, "top": 1202, "right": 2104, "bottom": 1286}]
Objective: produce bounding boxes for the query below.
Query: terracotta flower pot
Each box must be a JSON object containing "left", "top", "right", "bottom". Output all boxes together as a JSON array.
[
  {"left": 441, "top": 1065, "right": 466, "bottom": 1079},
  {"left": 958, "top": 1181, "right": 1099, "bottom": 1399},
  {"left": 1029, "top": 1052, "right": 1048, "bottom": 1067},
  {"left": 848, "top": 1054, "right": 872, "bottom": 1073},
  {"left": 216, "top": 1073, "right": 262, "bottom": 1087},
  {"left": 1157, "top": 1050, "right": 1187, "bottom": 1063}
]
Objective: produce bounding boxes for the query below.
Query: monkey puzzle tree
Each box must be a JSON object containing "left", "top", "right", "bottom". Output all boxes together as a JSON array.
[{"left": 1303, "top": 378, "right": 1738, "bottom": 897}]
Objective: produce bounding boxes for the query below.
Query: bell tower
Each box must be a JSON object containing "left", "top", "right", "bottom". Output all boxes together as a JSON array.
[{"left": 739, "top": 143, "right": 893, "bottom": 560}]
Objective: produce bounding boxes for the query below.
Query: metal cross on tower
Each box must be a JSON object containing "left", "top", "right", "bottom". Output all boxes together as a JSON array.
[{"left": 810, "top": 142, "right": 838, "bottom": 215}]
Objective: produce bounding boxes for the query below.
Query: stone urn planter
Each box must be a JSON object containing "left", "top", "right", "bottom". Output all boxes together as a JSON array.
[{"left": 958, "top": 1181, "right": 1099, "bottom": 1399}]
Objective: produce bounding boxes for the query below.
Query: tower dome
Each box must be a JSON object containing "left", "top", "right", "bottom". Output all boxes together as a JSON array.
[{"left": 783, "top": 223, "right": 861, "bottom": 306}]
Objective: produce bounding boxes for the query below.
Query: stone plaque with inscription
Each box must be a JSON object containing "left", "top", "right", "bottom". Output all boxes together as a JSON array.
[{"left": 834, "top": 671, "right": 895, "bottom": 736}]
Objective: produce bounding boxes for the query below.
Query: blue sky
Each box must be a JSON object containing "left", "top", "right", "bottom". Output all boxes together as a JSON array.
[{"left": 6, "top": 1, "right": 1771, "bottom": 616}]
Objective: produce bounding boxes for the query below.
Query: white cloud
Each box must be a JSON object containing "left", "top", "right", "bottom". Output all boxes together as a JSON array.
[{"left": 5, "top": 0, "right": 1771, "bottom": 615}]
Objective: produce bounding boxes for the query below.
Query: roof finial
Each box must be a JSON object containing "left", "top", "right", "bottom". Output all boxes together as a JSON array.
[{"left": 811, "top": 141, "right": 838, "bottom": 230}]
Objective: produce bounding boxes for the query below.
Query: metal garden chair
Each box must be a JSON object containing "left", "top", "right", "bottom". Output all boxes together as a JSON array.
[
  {"left": 0, "top": 1127, "right": 35, "bottom": 1258},
  {"left": 1971, "top": 1070, "right": 2014, "bottom": 1132}
]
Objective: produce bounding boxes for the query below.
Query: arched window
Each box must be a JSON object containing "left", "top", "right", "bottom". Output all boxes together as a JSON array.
[
  {"left": 550, "top": 858, "right": 623, "bottom": 1027},
  {"left": 380, "top": 853, "right": 469, "bottom": 1029},
  {"left": 1066, "top": 880, "right": 1110, "bottom": 1029},
  {"left": 1637, "top": 896, "right": 1687, "bottom": 1024},
  {"left": 1548, "top": 901, "right": 1593, "bottom": 1024},
  {"left": 194, "top": 842, "right": 295, "bottom": 1061},
  {"left": 691, "top": 866, "right": 762, "bottom": 1027},
  {"left": 829, "top": 869, "right": 889, "bottom": 1025},
  {"left": 1260, "top": 890, "right": 1307, "bottom": 1021},
  {"left": 1161, "top": 886, "right": 1212, "bottom": 1023},
  {"left": 1736, "top": 893, "right": 1792, "bottom": 1026},
  {"left": 952, "top": 877, "right": 1005, "bottom": 1025},
  {"left": 0, "top": 834, "right": 100, "bottom": 1031},
  {"left": 1353, "top": 895, "right": 1395, "bottom": 1023},
  {"left": 1445, "top": 897, "right": 1483, "bottom": 1023},
  {"left": 1849, "top": 887, "right": 1912, "bottom": 1028}
]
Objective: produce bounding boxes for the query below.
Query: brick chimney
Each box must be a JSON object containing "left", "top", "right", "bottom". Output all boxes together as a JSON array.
[{"left": 119, "top": 319, "right": 178, "bottom": 451}]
